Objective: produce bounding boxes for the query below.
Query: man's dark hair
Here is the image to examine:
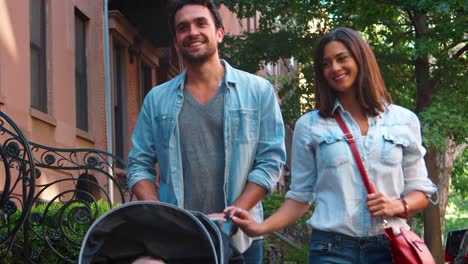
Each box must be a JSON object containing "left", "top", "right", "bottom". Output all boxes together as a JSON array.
[{"left": 169, "top": 0, "right": 224, "bottom": 37}]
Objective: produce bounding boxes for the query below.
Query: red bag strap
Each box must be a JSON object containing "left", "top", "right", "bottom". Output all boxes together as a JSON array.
[{"left": 334, "top": 111, "right": 376, "bottom": 194}]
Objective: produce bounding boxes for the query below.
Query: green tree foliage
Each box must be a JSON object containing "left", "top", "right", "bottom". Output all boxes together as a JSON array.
[
  {"left": 217, "top": 1, "right": 467, "bottom": 149},
  {"left": 445, "top": 149, "right": 468, "bottom": 236},
  {"left": 217, "top": 0, "right": 467, "bottom": 260},
  {"left": 451, "top": 149, "right": 468, "bottom": 200}
]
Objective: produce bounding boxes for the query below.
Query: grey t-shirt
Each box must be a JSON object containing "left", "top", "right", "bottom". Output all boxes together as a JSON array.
[{"left": 179, "top": 84, "right": 226, "bottom": 213}]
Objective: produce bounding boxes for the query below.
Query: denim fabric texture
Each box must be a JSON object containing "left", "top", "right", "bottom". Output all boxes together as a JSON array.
[
  {"left": 242, "top": 239, "right": 263, "bottom": 264},
  {"left": 127, "top": 60, "right": 286, "bottom": 252},
  {"left": 308, "top": 229, "right": 392, "bottom": 264},
  {"left": 286, "top": 101, "right": 437, "bottom": 237}
]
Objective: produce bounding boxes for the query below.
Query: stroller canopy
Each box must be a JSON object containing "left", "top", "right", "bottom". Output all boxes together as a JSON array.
[{"left": 79, "top": 201, "right": 242, "bottom": 264}]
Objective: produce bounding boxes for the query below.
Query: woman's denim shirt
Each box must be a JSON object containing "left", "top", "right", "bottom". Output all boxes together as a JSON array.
[
  {"left": 127, "top": 60, "right": 286, "bottom": 250},
  {"left": 286, "top": 102, "right": 437, "bottom": 237}
]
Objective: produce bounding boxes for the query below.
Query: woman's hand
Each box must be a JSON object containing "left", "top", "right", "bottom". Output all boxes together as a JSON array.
[
  {"left": 366, "top": 192, "right": 404, "bottom": 217},
  {"left": 224, "top": 206, "right": 265, "bottom": 237}
]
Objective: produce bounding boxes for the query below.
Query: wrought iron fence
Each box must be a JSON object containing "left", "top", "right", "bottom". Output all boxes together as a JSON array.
[
  {"left": 0, "top": 111, "right": 133, "bottom": 263},
  {"left": 0, "top": 111, "right": 305, "bottom": 263}
]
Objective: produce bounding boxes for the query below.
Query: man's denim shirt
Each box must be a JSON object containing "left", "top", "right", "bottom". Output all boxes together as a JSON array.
[
  {"left": 286, "top": 102, "right": 437, "bottom": 237},
  {"left": 127, "top": 60, "right": 286, "bottom": 248}
]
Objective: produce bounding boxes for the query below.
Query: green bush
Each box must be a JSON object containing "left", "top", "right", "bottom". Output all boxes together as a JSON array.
[
  {"left": 262, "top": 192, "right": 312, "bottom": 263},
  {"left": 444, "top": 149, "right": 467, "bottom": 243},
  {"left": 1, "top": 200, "right": 114, "bottom": 264}
]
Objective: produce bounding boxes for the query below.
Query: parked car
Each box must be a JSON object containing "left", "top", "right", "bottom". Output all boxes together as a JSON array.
[{"left": 445, "top": 229, "right": 467, "bottom": 264}]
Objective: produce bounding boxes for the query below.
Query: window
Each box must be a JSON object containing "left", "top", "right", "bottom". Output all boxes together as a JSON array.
[
  {"left": 30, "top": 0, "right": 47, "bottom": 112},
  {"left": 75, "top": 11, "right": 88, "bottom": 131},
  {"left": 140, "top": 60, "right": 153, "bottom": 105},
  {"left": 113, "top": 43, "right": 126, "bottom": 163}
]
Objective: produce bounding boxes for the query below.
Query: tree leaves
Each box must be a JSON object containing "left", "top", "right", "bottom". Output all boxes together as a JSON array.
[{"left": 217, "top": 0, "right": 466, "bottom": 150}]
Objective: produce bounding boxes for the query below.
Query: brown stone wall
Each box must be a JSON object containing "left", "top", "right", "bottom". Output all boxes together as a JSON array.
[
  {"left": 0, "top": 1, "right": 253, "bottom": 200},
  {"left": 0, "top": 0, "right": 106, "bottom": 150}
]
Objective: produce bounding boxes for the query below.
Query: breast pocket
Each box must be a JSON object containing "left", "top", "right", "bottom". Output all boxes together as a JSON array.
[
  {"left": 317, "top": 136, "right": 350, "bottom": 168},
  {"left": 155, "top": 114, "right": 173, "bottom": 147},
  {"left": 381, "top": 134, "right": 408, "bottom": 166},
  {"left": 230, "top": 109, "right": 258, "bottom": 143}
]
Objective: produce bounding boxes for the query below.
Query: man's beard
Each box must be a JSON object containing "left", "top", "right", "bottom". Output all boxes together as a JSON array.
[{"left": 180, "top": 38, "right": 217, "bottom": 64}]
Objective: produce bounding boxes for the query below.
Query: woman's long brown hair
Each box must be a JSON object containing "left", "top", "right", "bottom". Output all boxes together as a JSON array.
[{"left": 313, "top": 27, "right": 392, "bottom": 117}]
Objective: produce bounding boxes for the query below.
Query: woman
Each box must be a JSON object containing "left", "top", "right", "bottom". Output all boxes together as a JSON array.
[{"left": 225, "top": 27, "right": 437, "bottom": 263}]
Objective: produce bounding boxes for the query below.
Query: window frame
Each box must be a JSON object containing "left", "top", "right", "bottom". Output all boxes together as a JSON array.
[
  {"left": 74, "top": 9, "right": 89, "bottom": 132},
  {"left": 139, "top": 57, "right": 154, "bottom": 106},
  {"left": 30, "top": 0, "right": 47, "bottom": 113}
]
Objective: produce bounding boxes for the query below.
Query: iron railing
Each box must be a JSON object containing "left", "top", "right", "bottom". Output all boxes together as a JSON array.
[
  {"left": 0, "top": 111, "right": 305, "bottom": 263},
  {"left": 0, "top": 111, "right": 132, "bottom": 263}
]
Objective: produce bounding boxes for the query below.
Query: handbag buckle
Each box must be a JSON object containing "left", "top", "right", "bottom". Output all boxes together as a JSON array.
[
  {"left": 344, "top": 133, "right": 355, "bottom": 143},
  {"left": 382, "top": 218, "right": 389, "bottom": 229},
  {"left": 412, "top": 240, "right": 423, "bottom": 252}
]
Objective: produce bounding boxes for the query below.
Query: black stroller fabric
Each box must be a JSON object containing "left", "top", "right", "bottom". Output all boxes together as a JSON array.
[{"left": 79, "top": 201, "right": 244, "bottom": 264}]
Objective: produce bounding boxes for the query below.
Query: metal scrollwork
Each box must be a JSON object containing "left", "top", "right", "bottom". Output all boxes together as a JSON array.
[
  {"left": 31, "top": 212, "right": 43, "bottom": 225},
  {"left": 86, "top": 156, "right": 99, "bottom": 167},
  {"left": 0, "top": 111, "right": 133, "bottom": 263},
  {"left": 4, "top": 142, "right": 20, "bottom": 159},
  {"left": 44, "top": 154, "right": 55, "bottom": 165},
  {"left": 70, "top": 206, "right": 92, "bottom": 225},
  {"left": 0, "top": 112, "right": 36, "bottom": 262},
  {"left": 1, "top": 200, "right": 17, "bottom": 216}
]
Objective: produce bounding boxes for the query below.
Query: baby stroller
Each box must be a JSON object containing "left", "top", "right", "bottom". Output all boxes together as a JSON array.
[{"left": 79, "top": 201, "right": 244, "bottom": 264}]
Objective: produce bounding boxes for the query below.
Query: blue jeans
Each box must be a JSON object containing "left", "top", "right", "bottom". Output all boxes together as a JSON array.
[
  {"left": 308, "top": 230, "right": 392, "bottom": 264},
  {"left": 242, "top": 239, "right": 263, "bottom": 264}
]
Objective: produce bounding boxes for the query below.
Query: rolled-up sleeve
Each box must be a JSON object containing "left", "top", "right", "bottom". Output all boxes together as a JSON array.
[
  {"left": 127, "top": 99, "right": 158, "bottom": 191},
  {"left": 402, "top": 113, "right": 438, "bottom": 201},
  {"left": 247, "top": 82, "right": 286, "bottom": 193},
  {"left": 285, "top": 114, "right": 316, "bottom": 204}
]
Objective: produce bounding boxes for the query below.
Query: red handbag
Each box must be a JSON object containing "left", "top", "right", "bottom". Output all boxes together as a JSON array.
[{"left": 334, "top": 112, "right": 436, "bottom": 264}]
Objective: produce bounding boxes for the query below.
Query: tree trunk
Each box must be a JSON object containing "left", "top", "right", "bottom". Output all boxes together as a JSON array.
[
  {"left": 410, "top": 10, "right": 443, "bottom": 263},
  {"left": 425, "top": 141, "right": 466, "bottom": 263},
  {"left": 436, "top": 141, "right": 466, "bottom": 225},
  {"left": 412, "top": 12, "right": 434, "bottom": 113},
  {"left": 424, "top": 150, "right": 444, "bottom": 264}
]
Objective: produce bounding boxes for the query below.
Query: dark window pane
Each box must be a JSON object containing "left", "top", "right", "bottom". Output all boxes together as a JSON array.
[
  {"left": 75, "top": 73, "right": 88, "bottom": 131},
  {"left": 113, "top": 44, "right": 124, "bottom": 162},
  {"left": 30, "top": 48, "right": 40, "bottom": 108},
  {"left": 30, "top": 0, "right": 43, "bottom": 46},
  {"left": 30, "top": 0, "right": 47, "bottom": 113},
  {"left": 30, "top": 46, "right": 46, "bottom": 112},
  {"left": 140, "top": 61, "right": 153, "bottom": 100},
  {"left": 75, "top": 13, "right": 88, "bottom": 131}
]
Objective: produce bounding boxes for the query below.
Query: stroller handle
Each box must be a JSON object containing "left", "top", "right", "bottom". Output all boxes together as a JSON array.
[
  {"left": 222, "top": 211, "right": 239, "bottom": 237},
  {"left": 210, "top": 211, "right": 239, "bottom": 237}
]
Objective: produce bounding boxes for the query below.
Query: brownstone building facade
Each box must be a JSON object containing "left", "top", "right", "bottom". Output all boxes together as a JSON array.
[{"left": 0, "top": 0, "right": 259, "bottom": 201}]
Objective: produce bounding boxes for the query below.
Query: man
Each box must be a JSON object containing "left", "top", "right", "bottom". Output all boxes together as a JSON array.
[{"left": 127, "top": 0, "right": 286, "bottom": 263}]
